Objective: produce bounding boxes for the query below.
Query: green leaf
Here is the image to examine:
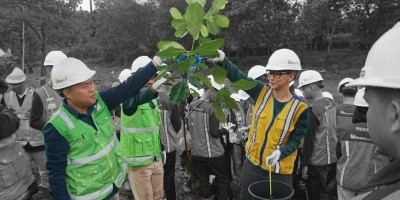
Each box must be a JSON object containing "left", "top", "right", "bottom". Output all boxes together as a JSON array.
[
  {"left": 157, "top": 41, "right": 186, "bottom": 51},
  {"left": 194, "top": 72, "right": 212, "bottom": 89},
  {"left": 170, "top": 7, "right": 183, "bottom": 19},
  {"left": 198, "top": 37, "right": 212, "bottom": 45},
  {"left": 196, "top": 63, "right": 209, "bottom": 70},
  {"left": 216, "top": 88, "right": 239, "bottom": 110},
  {"left": 185, "top": 3, "right": 205, "bottom": 39},
  {"left": 171, "top": 18, "right": 186, "bottom": 32},
  {"left": 210, "top": 0, "right": 228, "bottom": 14},
  {"left": 230, "top": 79, "right": 258, "bottom": 90},
  {"left": 193, "top": 38, "right": 224, "bottom": 56},
  {"left": 206, "top": 20, "right": 220, "bottom": 35},
  {"left": 156, "top": 47, "right": 186, "bottom": 58},
  {"left": 211, "top": 67, "right": 227, "bottom": 84},
  {"left": 169, "top": 82, "right": 190, "bottom": 104},
  {"left": 186, "top": 0, "right": 206, "bottom": 7},
  {"left": 200, "top": 24, "right": 209, "bottom": 37},
  {"left": 188, "top": 74, "right": 203, "bottom": 88},
  {"left": 156, "top": 65, "right": 173, "bottom": 80},
  {"left": 215, "top": 14, "right": 230, "bottom": 28},
  {"left": 212, "top": 99, "right": 226, "bottom": 122}
]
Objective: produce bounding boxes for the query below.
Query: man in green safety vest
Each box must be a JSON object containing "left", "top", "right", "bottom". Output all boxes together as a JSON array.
[
  {"left": 120, "top": 56, "right": 167, "bottom": 200},
  {"left": 43, "top": 56, "right": 164, "bottom": 200}
]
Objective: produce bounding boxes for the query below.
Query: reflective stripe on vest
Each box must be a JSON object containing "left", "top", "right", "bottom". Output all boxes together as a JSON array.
[
  {"left": 246, "top": 89, "right": 273, "bottom": 153},
  {"left": 67, "top": 136, "right": 117, "bottom": 165},
  {"left": 121, "top": 126, "right": 159, "bottom": 133},
  {"left": 69, "top": 163, "right": 127, "bottom": 200},
  {"left": 124, "top": 155, "right": 155, "bottom": 163}
]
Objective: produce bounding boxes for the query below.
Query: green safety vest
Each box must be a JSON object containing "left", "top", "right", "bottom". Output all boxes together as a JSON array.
[
  {"left": 121, "top": 99, "right": 162, "bottom": 166},
  {"left": 48, "top": 94, "right": 126, "bottom": 200}
]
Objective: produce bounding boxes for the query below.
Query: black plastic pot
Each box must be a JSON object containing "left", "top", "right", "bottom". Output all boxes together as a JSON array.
[{"left": 248, "top": 180, "right": 294, "bottom": 200}]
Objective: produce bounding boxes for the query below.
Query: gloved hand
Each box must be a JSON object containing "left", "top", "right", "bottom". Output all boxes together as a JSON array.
[
  {"left": 238, "top": 126, "right": 250, "bottom": 132},
  {"left": 151, "top": 77, "right": 168, "bottom": 93},
  {"left": 266, "top": 149, "right": 281, "bottom": 166},
  {"left": 162, "top": 150, "right": 167, "bottom": 166},
  {"left": 207, "top": 50, "right": 225, "bottom": 63},
  {"left": 301, "top": 166, "right": 308, "bottom": 179},
  {"left": 152, "top": 56, "right": 167, "bottom": 67}
]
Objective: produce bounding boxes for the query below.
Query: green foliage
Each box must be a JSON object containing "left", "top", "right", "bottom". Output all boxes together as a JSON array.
[
  {"left": 154, "top": 0, "right": 255, "bottom": 121},
  {"left": 231, "top": 79, "right": 258, "bottom": 90}
]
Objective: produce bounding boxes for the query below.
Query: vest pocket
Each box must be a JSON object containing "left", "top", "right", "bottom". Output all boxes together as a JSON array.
[
  {"left": 0, "top": 153, "right": 30, "bottom": 187},
  {"left": 133, "top": 133, "right": 156, "bottom": 156}
]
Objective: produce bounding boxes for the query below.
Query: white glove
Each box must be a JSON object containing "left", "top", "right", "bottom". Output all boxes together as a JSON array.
[
  {"left": 151, "top": 77, "right": 168, "bottom": 93},
  {"left": 266, "top": 149, "right": 281, "bottom": 166},
  {"left": 162, "top": 150, "right": 167, "bottom": 166},
  {"left": 152, "top": 56, "right": 165, "bottom": 67},
  {"left": 207, "top": 50, "right": 225, "bottom": 63},
  {"left": 238, "top": 126, "right": 250, "bottom": 132}
]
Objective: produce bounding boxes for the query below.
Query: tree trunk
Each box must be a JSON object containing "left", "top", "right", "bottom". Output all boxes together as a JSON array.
[{"left": 40, "top": 20, "right": 46, "bottom": 86}]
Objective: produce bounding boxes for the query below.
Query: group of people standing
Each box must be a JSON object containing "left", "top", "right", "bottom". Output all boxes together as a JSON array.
[{"left": 1, "top": 22, "right": 400, "bottom": 200}]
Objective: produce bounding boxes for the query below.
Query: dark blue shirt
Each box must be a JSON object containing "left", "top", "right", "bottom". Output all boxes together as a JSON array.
[{"left": 43, "top": 62, "right": 157, "bottom": 200}]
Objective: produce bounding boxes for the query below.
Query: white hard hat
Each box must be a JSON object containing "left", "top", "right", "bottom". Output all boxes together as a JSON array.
[
  {"left": 248, "top": 65, "right": 266, "bottom": 79},
  {"left": 298, "top": 70, "right": 324, "bottom": 88},
  {"left": 44, "top": 51, "right": 67, "bottom": 66},
  {"left": 238, "top": 90, "right": 250, "bottom": 100},
  {"left": 347, "top": 22, "right": 400, "bottom": 89},
  {"left": 354, "top": 88, "right": 368, "bottom": 107},
  {"left": 265, "top": 49, "right": 302, "bottom": 71},
  {"left": 337, "top": 78, "right": 354, "bottom": 93},
  {"left": 323, "top": 91, "right": 334, "bottom": 101},
  {"left": 230, "top": 93, "right": 241, "bottom": 102},
  {"left": 294, "top": 89, "right": 304, "bottom": 97},
  {"left": 118, "top": 69, "right": 132, "bottom": 82},
  {"left": 207, "top": 75, "right": 224, "bottom": 90},
  {"left": 6, "top": 67, "right": 26, "bottom": 84},
  {"left": 131, "top": 56, "right": 151, "bottom": 73},
  {"left": 51, "top": 58, "right": 96, "bottom": 90}
]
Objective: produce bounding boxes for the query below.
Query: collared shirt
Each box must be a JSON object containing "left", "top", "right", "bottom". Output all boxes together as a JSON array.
[{"left": 43, "top": 63, "right": 157, "bottom": 200}]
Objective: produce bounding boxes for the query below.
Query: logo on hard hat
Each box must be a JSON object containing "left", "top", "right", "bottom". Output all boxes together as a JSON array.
[
  {"left": 55, "top": 77, "right": 67, "bottom": 84},
  {"left": 288, "top": 60, "right": 298, "bottom": 64}
]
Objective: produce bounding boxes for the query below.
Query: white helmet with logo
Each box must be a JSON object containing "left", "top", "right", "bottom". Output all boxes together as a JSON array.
[
  {"left": 298, "top": 70, "right": 324, "bottom": 88},
  {"left": 354, "top": 88, "right": 368, "bottom": 107},
  {"left": 131, "top": 56, "right": 151, "bottom": 73},
  {"left": 348, "top": 22, "right": 400, "bottom": 89},
  {"left": 51, "top": 58, "right": 96, "bottom": 89},
  {"left": 118, "top": 69, "right": 132, "bottom": 82},
  {"left": 265, "top": 49, "right": 302, "bottom": 71},
  {"left": 248, "top": 65, "right": 266, "bottom": 79},
  {"left": 44, "top": 51, "right": 67, "bottom": 66},
  {"left": 6, "top": 67, "right": 26, "bottom": 84}
]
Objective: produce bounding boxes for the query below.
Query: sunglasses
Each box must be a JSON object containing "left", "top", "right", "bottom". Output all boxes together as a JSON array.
[{"left": 267, "top": 71, "right": 292, "bottom": 79}]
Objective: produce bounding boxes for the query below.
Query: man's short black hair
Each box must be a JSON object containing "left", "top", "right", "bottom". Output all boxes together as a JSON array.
[{"left": 339, "top": 85, "right": 357, "bottom": 97}]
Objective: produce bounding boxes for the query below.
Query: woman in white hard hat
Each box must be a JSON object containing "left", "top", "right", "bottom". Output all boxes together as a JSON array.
[
  {"left": 43, "top": 56, "right": 163, "bottom": 200},
  {"left": 208, "top": 49, "right": 310, "bottom": 199}
]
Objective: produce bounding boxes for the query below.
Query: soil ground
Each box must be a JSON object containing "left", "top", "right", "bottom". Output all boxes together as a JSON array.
[{"left": 28, "top": 50, "right": 366, "bottom": 200}]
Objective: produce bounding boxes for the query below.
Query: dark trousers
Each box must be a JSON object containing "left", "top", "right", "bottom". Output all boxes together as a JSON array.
[
  {"left": 307, "top": 163, "right": 337, "bottom": 200},
  {"left": 192, "top": 155, "right": 231, "bottom": 199},
  {"left": 241, "top": 159, "right": 293, "bottom": 200},
  {"left": 163, "top": 151, "right": 177, "bottom": 200}
]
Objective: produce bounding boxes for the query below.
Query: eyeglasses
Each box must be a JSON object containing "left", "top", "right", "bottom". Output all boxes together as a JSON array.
[{"left": 267, "top": 71, "right": 291, "bottom": 79}]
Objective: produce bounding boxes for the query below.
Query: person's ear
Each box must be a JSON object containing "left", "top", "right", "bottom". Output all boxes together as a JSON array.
[
  {"left": 389, "top": 99, "right": 400, "bottom": 133},
  {"left": 63, "top": 87, "right": 73, "bottom": 99}
]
